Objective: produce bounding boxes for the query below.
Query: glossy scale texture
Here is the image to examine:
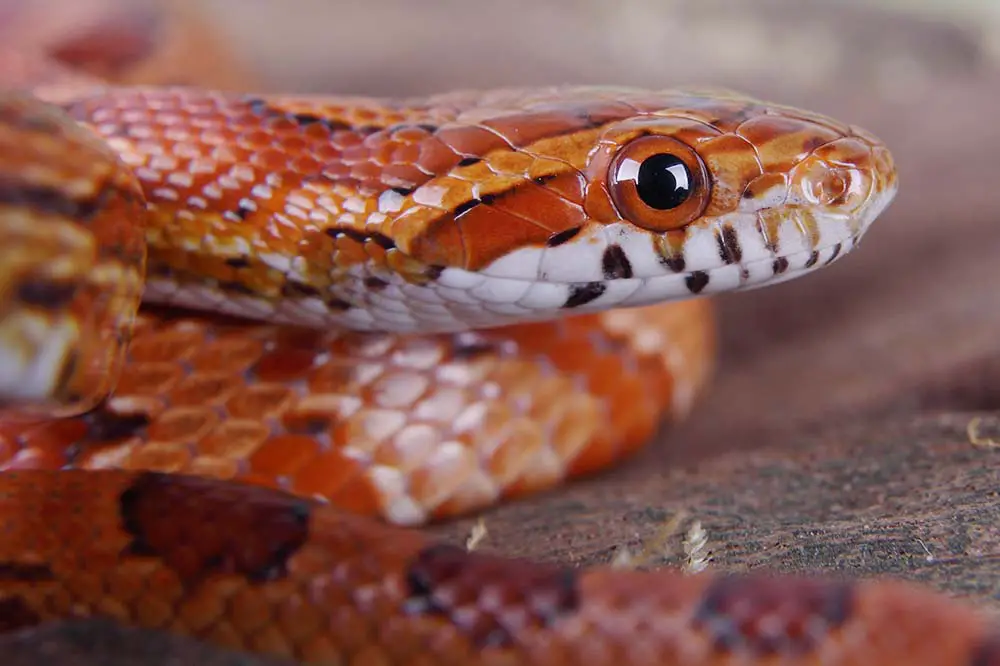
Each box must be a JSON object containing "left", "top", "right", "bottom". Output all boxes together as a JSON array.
[{"left": 4, "top": 75, "right": 986, "bottom": 666}]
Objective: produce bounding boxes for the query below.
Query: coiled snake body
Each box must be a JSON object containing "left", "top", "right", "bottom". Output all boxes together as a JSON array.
[{"left": 1, "top": 80, "right": 995, "bottom": 666}]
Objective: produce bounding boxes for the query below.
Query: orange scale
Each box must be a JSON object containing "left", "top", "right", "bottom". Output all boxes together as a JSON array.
[
  {"left": 251, "top": 347, "right": 318, "bottom": 383},
  {"left": 225, "top": 384, "right": 295, "bottom": 420},
  {"left": 126, "top": 325, "right": 206, "bottom": 364},
  {"left": 368, "top": 371, "right": 431, "bottom": 410},
  {"left": 324, "top": 472, "right": 384, "bottom": 517},
  {"left": 309, "top": 359, "right": 385, "bottom": 394},
  {"left": 579, "top": 353, "right": 633, "bottom": 397},
  {"left": 0, "top": 443, "right": 70, "bottom": 470},
  {"left": 288, "top": 449, "right": 375, "bottom": 508},
  {"left": 331, "top": 237, "right": 369, "bottom": 265},
  {"left": 125, "top": 441, "right": 193, "bottom": 473},
  {"left": 13, "top": 418, "right": 87, "bottom": 450},
  {"left": 73, "top": 440, "right": 137, "bottom": 471},
  {"left": 546, "top": 394, "right": 604, "bottom": 461},
  {"left": 477, "top": 359, "right": 542, "bottom": 396},
  {"left": 196, "top": 419, "right": 270, "bottom": 460},
  {"left": 319, "top": 161, "right": 349, "bottom": 180},
  {"left": 272, "top": 325, "right": 325, "bottom": 350},
  {"left": 186, "top": 456, "right": 241, "bottom": 483},
  {"left": 484, "top": 418, "right": 546, "bottom": 486},
  {"left": 413, "top": 137, "right": 461, "bottom": 174},
  {"left": 379, "top": 163, "right": 427, "bottom": 189},
  {"left": 280, "top": 394, "right": 358, "bottom": 433},
  {"left": 145, "top": 406, "right": 219, "bottom": 446},
  {"left": 410, "top": 387, "right": 470, "bottom": 423},
  {"left": 520, "top": 376, "right": 578, "bottom": 422},
  {"left": 452, "top": 401, "right": 516, "bottom": 445},
  {"left": 407, "top": 446, "right": 480, "bottom": 515},
  {"left": 565, "top": 433, "right": 620, "bottom": 478},
  {"left": 606, "top": 391, "right": 661, "bottom": 452},
  {"left": 350, "top": 161, "right": 381, "bottom": 183},
  {"left": 187, "top": 337, "right": 266, "bottom": 376},
  {"left": 531, "top": 336, "right": 599, "bottom": 375},
  {"left": 248, "top": 434, "right": 324, "bottom": 479},
  {"left": 289, "top": 155, "right": 323, "bottom": 176},
  {"left": 390, "top": 141, "right": 421, "bottom": 165},
  {"left": 372, "top": 423, "right": 440, "bottom": 473},
  {"left": 166, "top": 373, "right": 243, "bottom": 407},
  {"left": 333, "top": 409, "right": 406, "bottom": 449}
]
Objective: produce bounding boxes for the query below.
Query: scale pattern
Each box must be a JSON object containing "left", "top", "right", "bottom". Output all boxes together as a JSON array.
[{"left": 2, "top": 78, "right": 988, "bottom": 666}]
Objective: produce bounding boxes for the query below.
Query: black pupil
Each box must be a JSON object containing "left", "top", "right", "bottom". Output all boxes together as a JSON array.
[{"left": 636, "top": 153, "right": 692, "bottom": 210}]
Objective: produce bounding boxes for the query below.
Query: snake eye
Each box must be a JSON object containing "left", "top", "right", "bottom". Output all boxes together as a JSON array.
[{"left": 608, "top": 135, "right": 711, "bottom": 232}]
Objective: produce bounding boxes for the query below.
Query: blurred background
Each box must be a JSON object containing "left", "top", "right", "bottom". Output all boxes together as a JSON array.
[{"left": 2, "top": 0, "right": 997, "bottom": 96}]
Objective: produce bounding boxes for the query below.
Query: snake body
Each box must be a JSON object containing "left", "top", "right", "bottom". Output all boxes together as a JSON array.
[{"left": 2, "top": 81, "right": 994, "bottom": 666}]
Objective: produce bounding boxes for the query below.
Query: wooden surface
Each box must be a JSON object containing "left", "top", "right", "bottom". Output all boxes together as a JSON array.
[{"left": 1, "top": 0, "right": 999, "bottom": 663}]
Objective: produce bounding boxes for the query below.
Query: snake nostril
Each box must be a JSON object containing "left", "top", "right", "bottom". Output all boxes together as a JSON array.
[
  {"left": 810, "top": 168, "right": 851, "bottom": 207},
  {"left": 799, "top": 161, "right": 857, "bottom": 209}
]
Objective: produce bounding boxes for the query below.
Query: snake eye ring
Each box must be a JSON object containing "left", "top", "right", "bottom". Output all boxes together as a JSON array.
[{"left": 608, "top": 135, "right": 711, "bottom": 232}]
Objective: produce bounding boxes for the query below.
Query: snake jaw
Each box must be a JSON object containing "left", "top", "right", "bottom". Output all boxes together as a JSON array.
[{"left": 460, "top": 119, "right": 898, "bottom": 315}]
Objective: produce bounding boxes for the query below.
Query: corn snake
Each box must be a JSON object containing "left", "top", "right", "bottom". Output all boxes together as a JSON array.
[{"left": 3, "top": 36, "right": 999, "bottom": 665}]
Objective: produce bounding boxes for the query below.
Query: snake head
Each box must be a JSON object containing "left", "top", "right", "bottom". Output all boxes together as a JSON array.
[{"left": 396, "top": 87, "right": 897, "bottom": 323}]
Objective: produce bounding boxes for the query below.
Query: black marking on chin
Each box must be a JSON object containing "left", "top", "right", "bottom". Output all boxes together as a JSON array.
[
  {"left": 392, "top": 186, "right": 415, "bottom": 196},
  {"left": 425, "top": 265, "right": 445, "bottom": 281},
  {"left": 601, "top": 244, "right": 633, "bottom": 279},
  {"left": 364, "top": 276, "right": 389, "bottom": 290},
  {"left": 716, "top": 225, "right": 743, "bottom": 264},
  {"left": 825, "top": 243, "right": 843, "bottom": 264},
  {"left": 546, "top": 227, "right": 581, "bottom": 247},
  {"left": 805, "top": 251, "right": 820, "bottom": 268},
  {"left": 656, "top": 249, "right": 686, "bottom": 273},
  {"left": 686, "top": 271, "right": 710, "bottom": 294},
  {"left": 564, "top": 282, "right": 607, "bottom": 308},
  {"left": 772, "top": 257, "right": 789, "bottom": 275}
]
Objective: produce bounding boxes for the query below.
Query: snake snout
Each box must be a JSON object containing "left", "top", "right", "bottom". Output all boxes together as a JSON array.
[{"left": 788, "top": 131, "right": 899, "bottom": 247}]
